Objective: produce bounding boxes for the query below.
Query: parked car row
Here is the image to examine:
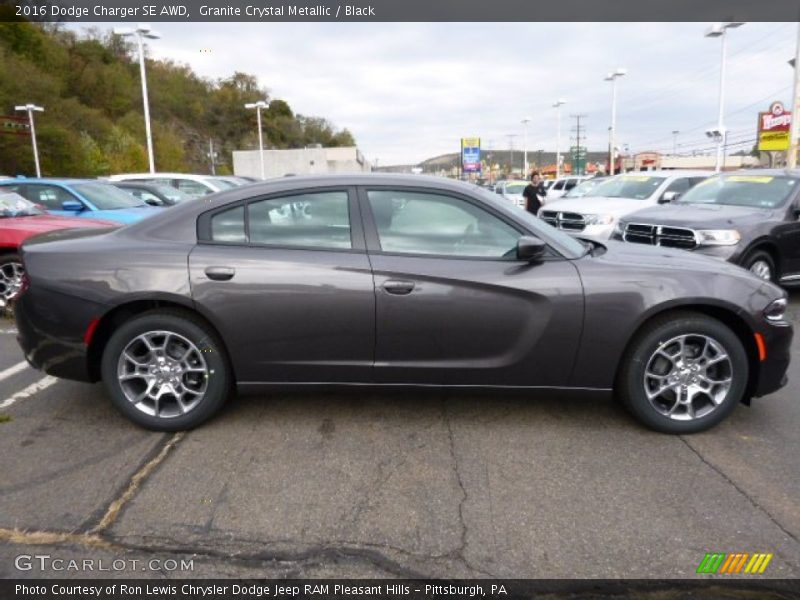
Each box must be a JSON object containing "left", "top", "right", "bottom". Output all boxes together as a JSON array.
[
  {"left": 0, "top": 173, "right": 258, "bottom": 311},
  {"left": 538, "top": 169, "right": 800, "bottom": 286}
]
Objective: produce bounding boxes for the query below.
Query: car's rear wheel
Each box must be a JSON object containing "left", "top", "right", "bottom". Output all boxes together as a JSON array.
[
  {"left": 101, "top": 310, "right": 231, "bottom": 431},
  {"left": 0, "top": 253, "right": 24, "bottom": 314},
  {"left": 618, "top": 312, "right": 749, "bottom": 434},
  {"left": 743, "top": 250, "right": 777, "bottom": 283}
]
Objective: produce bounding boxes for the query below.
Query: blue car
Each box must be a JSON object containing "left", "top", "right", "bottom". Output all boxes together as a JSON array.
[{"left": 0, "top": 179, "right": 163, "bottom": 224}]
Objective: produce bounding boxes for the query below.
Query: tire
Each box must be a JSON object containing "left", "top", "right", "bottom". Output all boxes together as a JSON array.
[
  {"left": 0, "top": 252, "right": 24, "bottom": 315},
  {"left": 101, "top": 309, "right": 232, "bottom": 431},
  {"left": 742, "top": 249, "right": 777, "bottom": 283},
  {"left": 617, "top": 311, "right": 749, "bottom": 434}
]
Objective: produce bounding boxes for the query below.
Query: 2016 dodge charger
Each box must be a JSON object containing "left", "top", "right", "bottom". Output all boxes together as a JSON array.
[{"left": 13, "top": 175, "right": 793, "bottom": 433}]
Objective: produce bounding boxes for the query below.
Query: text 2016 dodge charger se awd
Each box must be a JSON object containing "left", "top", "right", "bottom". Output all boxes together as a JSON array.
[{"left": 13, "top": 175, "right": 793, "bottom": 433}]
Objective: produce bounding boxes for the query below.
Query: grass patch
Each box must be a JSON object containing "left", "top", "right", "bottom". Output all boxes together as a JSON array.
[{"left": 0, "top": 414, "right": 12, "bottom": 423}]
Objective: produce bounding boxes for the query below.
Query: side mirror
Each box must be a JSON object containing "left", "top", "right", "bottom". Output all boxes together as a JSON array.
[
  {"left": 61, "top": 200, "right": 83, "bottom": 212},
  {"left": 659, "top": 191, "right": 680, "bottom": 204},
  {"left": 516, "top": 236, "right": 547, "bottom": 262},
  {"left": 144, "top": 198, "right": 161, "bottom": 206}
]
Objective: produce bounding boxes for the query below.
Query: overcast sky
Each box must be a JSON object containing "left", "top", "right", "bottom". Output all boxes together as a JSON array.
[{"left": 81, "top": 22, "right": 798, "bottom": 165}]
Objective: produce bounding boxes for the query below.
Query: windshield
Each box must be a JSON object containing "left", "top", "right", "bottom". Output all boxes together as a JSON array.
[
  {"left": 504, "top": 182, "right": 527, "bottom": 195},
  {"left": 208, "top": 178, "right": 235, "bottom": 189},
  {"left": 565, "top": 179, "right": 603, "bottom": 198},
  {"left": 677, "top": 174, "right": 799, "bottom": 209},
  {"left": 151, "top": 185, "right": 192, "bottom": 203},
  {"left": 73, "top": 183, "right": 146, "bottom": 210},
  {"left": 472, "top": 187, "right": 587, "bottom": 257},
  {"left": 0, "top": 192, "right": 43, "bottom": 217},
  {"left": 590, "top": 175, "right": 666, "bottom": 199}
]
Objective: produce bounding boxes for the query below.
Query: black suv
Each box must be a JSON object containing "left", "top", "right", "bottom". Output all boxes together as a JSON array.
[{"left": 613, "top": 170, "right": 800, "bottom": 284}]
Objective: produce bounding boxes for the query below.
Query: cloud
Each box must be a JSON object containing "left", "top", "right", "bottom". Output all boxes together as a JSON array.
[{"left": 77, "top": 22, "right": 797, "bottom": 164}]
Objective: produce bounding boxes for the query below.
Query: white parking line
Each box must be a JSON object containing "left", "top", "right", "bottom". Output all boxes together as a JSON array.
[
  {"left": 0, "top": 327, "right": 18, "bottom": 335},
  {"left": 0, "top": 376, "right": 58, "bottom": 410},
  {"left": 0, "top": 361, "right": 28, "bottom": 383}
]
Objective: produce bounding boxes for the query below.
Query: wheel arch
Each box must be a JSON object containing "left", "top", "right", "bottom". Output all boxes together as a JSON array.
[
  {"left": 741, "top": 238, "right": 781, "bottom": 275},
  {"left": 87, "top": 297, "right": 235, "bottom": 383},
  {"left": 614, "top": 302, "right": 760, "bottom": 403}
]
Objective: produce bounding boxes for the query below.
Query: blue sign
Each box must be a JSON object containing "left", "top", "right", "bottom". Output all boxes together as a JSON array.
[{"left": 461, "top": 137, "right": 481, "bottom": 173}]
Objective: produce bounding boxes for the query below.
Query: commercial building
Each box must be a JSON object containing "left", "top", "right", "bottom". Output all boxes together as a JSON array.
[{"left": 233, "top": 146, "right": 371, "bottom": 179}]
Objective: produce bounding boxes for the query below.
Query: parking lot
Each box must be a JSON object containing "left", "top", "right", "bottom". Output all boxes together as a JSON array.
[{"left": 0, "top": 291, "right": 798, "bottom": 580}]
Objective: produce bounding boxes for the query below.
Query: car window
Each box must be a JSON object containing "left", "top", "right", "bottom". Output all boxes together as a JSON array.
[
  {"left": 565, "top": 179, "right": 579, "bottom": 190},
  {"left": 23, "top": 184, "right": 78, "bottom": 210},
  {"left": 504, "top": 182, "right": 527, "bottom": 195},
  {"left": 176, "top": 180, "right": 213, "bottom": 196},
  {"left": 211, "top": 205, "right": 246, "bottom": 243},
  {"left": 248, "top": 191, "right": 352, "bottom": 249},
  {"left": 664, "top": 178, "right": 691, "bottom": 195},
  {"left": 367, "top": 190, "right": 520, "bottom": 258},
  {"left": 552, "top": 180, "right": 565, "bottom": 190}
]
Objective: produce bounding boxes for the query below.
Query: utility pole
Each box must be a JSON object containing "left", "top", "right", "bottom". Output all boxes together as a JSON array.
[
  {"left": 506, "top": 134, "right": 518, "bottom": 176},
  {"left": 14, "top": 103, "right": 43, "bottom": 177},
  {"left": 672, "top": 130, "right": 680, "bottom": 155},
  {"left": 570, "top": 114, "right": 587, "bottom": 176},
  {"left": 788, "top": 22, "right": 800, "bottom": 168},
  {"left": 207, "top": 139, "right": 218, "bottom": 175}
]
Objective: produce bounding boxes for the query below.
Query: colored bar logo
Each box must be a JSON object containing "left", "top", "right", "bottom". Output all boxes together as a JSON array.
[{"left": 697, "top": 552, "right": 773, "bottom": 574}]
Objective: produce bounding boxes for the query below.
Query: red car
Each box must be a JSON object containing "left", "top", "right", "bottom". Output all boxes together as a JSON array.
[{"left": 1, "top": 191, "right": 117, "bottom": 309}]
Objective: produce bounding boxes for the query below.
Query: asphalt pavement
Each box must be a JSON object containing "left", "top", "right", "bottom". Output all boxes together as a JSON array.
[{"left": 0, "top": 292, "right": 798, "bottom": 579}]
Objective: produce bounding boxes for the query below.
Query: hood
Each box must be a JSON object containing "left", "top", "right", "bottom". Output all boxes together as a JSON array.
[
  {"left": 87, "top": 205, "right": 163, "bottom": 224},
  {"left": 619, "top": 202, "right": 778, "bottom": 229},
  {"left": 543, "top": 196, "right": 654, "bottom": 217},
  {"left": 0, "top": 214, "right": 118, "bottom": 247}
]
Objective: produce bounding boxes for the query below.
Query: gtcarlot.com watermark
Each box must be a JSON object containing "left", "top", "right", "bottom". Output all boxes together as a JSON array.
[{"left": 14, "top": 553, "right": 194, "bottom": 572}]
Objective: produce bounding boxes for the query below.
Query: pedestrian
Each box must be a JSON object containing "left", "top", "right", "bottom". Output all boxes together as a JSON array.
[{"left": 522, "top": 171, "right": 547, "bottom": 215}]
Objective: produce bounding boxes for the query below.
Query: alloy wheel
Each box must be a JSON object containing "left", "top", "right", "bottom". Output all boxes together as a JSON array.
[
  {"left": 749, "top": 260, "right": 772, "bottom": 281},
  {"left": 0, "top": 261, "right": 24, "bottom": 304},
  {"left": 643, "top": 334, "right": 733, "bottom": 421},
  {"left": 116, "top": 330, "right": 209, "bottom": 418}
]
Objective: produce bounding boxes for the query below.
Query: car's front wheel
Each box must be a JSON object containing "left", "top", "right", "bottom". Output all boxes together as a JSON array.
[
  {"left": 618, "top": 312, "right": 749, "bottom": 434},
  {"left": 101, "top": 310, "right": 232, "bottom": 431},
  {"left": 743, "top": 250, "right": 777, "bottom": 283}
]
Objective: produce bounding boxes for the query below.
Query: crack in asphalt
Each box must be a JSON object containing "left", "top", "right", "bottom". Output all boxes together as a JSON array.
[
  {"left": 442, "top": 398, "right": 495, "bottom": 578},
  {"left": 89, "top": 431, "right": 185, "bottom": 534},
  {"left": 679, "top": 435, "right": 800, "bottom": 549}
]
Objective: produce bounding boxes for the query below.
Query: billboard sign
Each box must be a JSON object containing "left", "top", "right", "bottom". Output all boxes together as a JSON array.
[
  {"left": 757, "top": 101, "right": 791, "bottom": 151},
  {"left": 461, "top": 137, "right": 481, "bottom": 173}
]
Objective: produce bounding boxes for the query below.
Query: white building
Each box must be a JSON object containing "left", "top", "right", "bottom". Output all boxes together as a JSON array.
[{"left": 233, "top": 146, "right": 371, "bottom": 179}]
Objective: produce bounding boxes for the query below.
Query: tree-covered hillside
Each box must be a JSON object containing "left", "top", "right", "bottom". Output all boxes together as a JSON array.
[{"left": 0, "top": 21, "right": 355, "bottom": 176}]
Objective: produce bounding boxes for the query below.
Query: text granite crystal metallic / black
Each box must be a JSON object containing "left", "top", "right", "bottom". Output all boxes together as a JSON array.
[{"left": 13, "top": 174, "right": 793, "bottom": 433}]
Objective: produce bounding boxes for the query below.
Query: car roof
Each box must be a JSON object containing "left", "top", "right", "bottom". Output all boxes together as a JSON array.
[
  {"left": 0, "top": 178, "right": 96, "bottom": 185},
  {"left": 110, "top": 173, "right": 214, "bottom": 180},
  {"left": 616, "top": 170, "right": 711, "bottom": 177}
]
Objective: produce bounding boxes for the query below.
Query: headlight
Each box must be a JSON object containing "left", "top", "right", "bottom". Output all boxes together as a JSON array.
[
  {"left": 764, "top": 298, "right": 788, "bottom": 322},
  {"left": 583, "top": 214, "right": 615, "bottom": 226},
  {"left": 696, "top": 229, "right": 740, "bottom": 246}
]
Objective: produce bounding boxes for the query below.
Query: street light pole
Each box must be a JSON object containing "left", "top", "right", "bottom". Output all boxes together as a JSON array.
[
  {"left": 605, "top": 68, "right": 626, "bottom": 176},
  {"left": 553, "top": 99, "right": 566, "bottom": 179},
  {"left": 14, "top": 103, "right": 43, "bottom": 177},
  {"left": 672, "top": 130, "right": 680, "bottom": 155},
  {"left": 705, "top": 22, "right": 744, "bottom": 172},
  {"left": 114, "top": 24, "right": 160, "bottom": 173},
  {"left": 245, "top": 100, "right": 269, "bottom": 179},
  {"left": 521, "top": 117, "right": 531, "bottom": 176}
]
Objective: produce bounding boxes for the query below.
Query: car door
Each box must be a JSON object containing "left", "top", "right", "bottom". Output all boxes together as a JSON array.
[
  {"left": 358, "top": 186, "right": 584, "bottom": 386},
  {"left": 189, "top": 186, "right": 375, "bottom": 384}
]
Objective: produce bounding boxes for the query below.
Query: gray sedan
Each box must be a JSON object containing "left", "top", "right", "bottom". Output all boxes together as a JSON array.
[{"left": 14, "top": 174, "right": 792, "bottom": 433}]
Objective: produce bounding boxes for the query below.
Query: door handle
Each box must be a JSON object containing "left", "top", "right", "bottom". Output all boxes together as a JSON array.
[
  {"left": 205, "top": 266, "right": 235, "bottom": 281},
  {"left": 382, "top": 280, "right": 415, "bottom": 295}
]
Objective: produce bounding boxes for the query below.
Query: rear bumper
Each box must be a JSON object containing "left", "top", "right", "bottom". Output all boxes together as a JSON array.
[
  {"left": 754, "top": 322, "right": 793, "bottom": 397},
  {"left": 15, "top": 286, "right": 103, "bottom": 383}
]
